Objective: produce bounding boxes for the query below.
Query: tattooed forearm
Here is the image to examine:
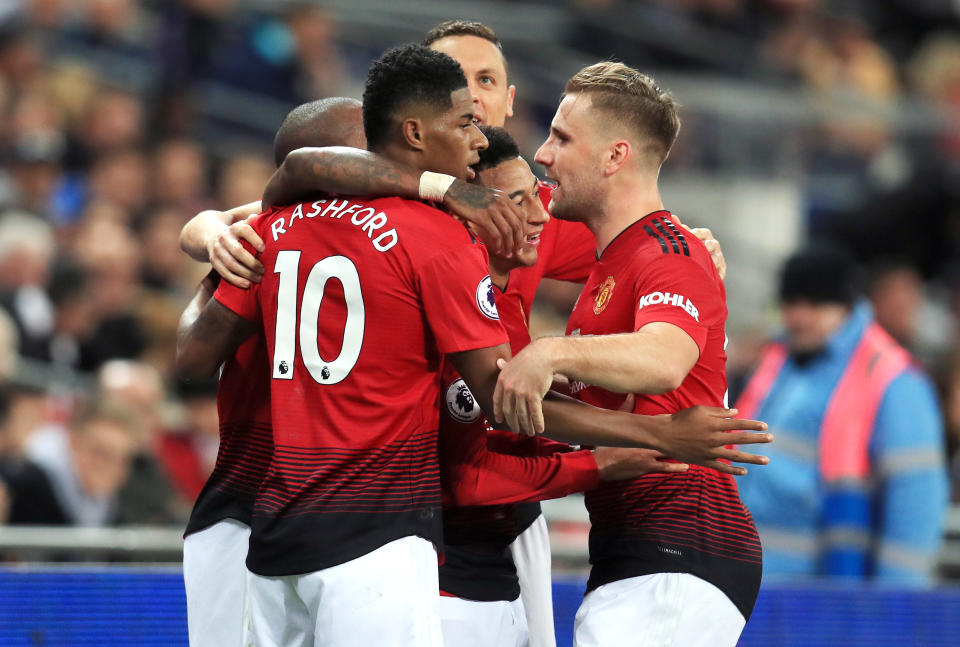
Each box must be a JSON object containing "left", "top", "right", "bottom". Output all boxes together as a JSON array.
[
  {"left": 263, "top": 147, "right": 420, "bottom": 207},
  {"left": 443, "top": 181, "right": 495, "bottom": 209}
]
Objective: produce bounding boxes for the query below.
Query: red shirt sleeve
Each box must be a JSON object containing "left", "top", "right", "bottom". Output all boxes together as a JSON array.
[
  {"left": 543, "top": 218, "right": 596, "bottom": 283},
  {"left": 485, "top": 429, "right": 577, "bottom": 458},
  {"left": 445, "top": 443, "right": 599, "bottom": 507},
  {"left": 632, "top": 255, "right": 722, "bottom": 355},
  {"left": 214, "top": 278, "right": 261, "bottom": 322},
  {"left": 419, "top": 245, "right": 508, "bottom": 354},
  {"left": 212, "top": 219, "right": 265, "bottom": 322}
]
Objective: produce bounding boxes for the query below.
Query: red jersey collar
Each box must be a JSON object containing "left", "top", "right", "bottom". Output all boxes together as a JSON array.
[{"left": 597, "top": 210, "right": 672, "bottom": 260}]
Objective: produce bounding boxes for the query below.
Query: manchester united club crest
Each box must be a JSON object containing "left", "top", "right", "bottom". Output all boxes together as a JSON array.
[{"left": 594, "top": 276, "right": 615, "bottom": 314}]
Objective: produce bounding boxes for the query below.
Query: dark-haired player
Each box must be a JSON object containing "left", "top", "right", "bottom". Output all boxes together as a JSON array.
[
  {"left": 436, "top": 126, "right": 690, "bottom": 647},
  {"left": 177, "top": 96, "right": 366, "bottom": 647},
  {"left": 257, "top": 25, "right": 588, "bottom": 645},
  {"left": 177, "top": 45, "right": 763, "bottom": 647},
  {"left": 182, "top": 44, "right": 502, "bottom": 647},
  {"left": 495, "top": 63, "right": 765, "bottom": 646},
  {"left": 254, "top": 22, "right": 745, "bottom": 647}
]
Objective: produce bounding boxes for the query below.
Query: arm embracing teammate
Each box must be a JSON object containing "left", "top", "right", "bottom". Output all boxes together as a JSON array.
[{"left": 495, "top": 62, "right": 771, "bottom": 647}]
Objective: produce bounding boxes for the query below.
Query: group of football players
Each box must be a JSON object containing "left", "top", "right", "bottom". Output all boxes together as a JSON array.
[{"left": 174, "top": 19, "right": 773, "bottom": 647}]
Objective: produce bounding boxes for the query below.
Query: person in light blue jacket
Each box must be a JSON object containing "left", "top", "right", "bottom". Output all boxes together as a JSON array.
[{"left": 736, "top": 243, "right": 948, "bottom": 583}]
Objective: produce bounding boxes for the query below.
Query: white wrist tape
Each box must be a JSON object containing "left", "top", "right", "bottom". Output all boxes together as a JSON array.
[{"left": 418, "top": 171, "right": 456, "bottom": 202}]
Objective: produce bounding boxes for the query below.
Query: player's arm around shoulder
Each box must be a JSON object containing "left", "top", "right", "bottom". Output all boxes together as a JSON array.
[{"left": 176, "top": 218, "right": 270, "bottom": 380}]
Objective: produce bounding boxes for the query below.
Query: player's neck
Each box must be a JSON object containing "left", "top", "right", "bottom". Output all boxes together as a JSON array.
[
  {"left": 376, "top": 143, "right": 431, "bottom": 181},
  {"left": 592, "top": 177, "right": 663, "bottom": 256}
]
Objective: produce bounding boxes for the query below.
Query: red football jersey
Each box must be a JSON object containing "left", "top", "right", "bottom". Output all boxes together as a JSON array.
[
  {"left": 437, "top": 281, "right": 597, "bottom": 602},
  {"left": 185, "top": 333, "right": 273, "bottom": 537},
  {"left": 438, "top": 282, "right": 598, "bottom": 510},
  {"left": 566, "top": 210, "right": 762, "bottom": 620},
  {"left": 505, "top": 182, "right": 595, "bottom": 320},
  {"left": 215, "top": 196, "right": 508, "bottom": 576}
]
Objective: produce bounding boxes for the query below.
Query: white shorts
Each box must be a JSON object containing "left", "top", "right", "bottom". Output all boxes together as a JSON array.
[
  {"left": 245, "top": 535, "right": 442, "bottom": 647},
  {"left": 183, "top": 519, "right": 251, "bottom": 647},
  {"left": 439, "top": 595, "right": 528, "bottom": 647},
  {"left": 573, "top": 573, "right": 745, "bottom": 647},
  {"left": 510, "top": 514, "right": 556, "bottom": 647}
]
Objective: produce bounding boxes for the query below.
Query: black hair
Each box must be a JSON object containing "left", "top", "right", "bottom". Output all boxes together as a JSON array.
[
  {"left": 362, "top": 44, "right": 468, "bottom": 151},
  {"left": 474, "top": 126, "right": 520, "bottom": 172},
  {"left": 273, "top": 97, "right": 363, "bottom": 166},
  {"left": 47, "top": 256, "right": 89, "bottom": 307}
]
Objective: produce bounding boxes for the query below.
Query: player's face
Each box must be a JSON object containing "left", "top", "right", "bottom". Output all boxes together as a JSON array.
[
  {"left": 535, "top": 93, "right": 603, "bottom": 223},
  {"left": 477, "top": 156, "right": 549, "bottom": 269},
  {"left": 429, "top": 35, "right": 515, "bottom": 127},
  {"left": 781, "top": 300, "right": 850, "bottom": 353},
  {"left": 421, "top": 87, "right": 488, "bottom": 181}
]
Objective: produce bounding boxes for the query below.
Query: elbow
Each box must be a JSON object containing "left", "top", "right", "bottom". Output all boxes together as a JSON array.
[
  {"left": 175, "top": 340, "right": 217, "bottom": 382},
  {"left": 645, "top": 366, "right": 687, "bottom": 395}
]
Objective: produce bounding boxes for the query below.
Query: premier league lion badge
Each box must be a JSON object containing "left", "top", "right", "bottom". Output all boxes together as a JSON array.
[
  {"left": 476, "top": 275, "right": 499, "bottom": 320},
  {"left": 445, "top": 378, "right": 481, "bottom": 424}
]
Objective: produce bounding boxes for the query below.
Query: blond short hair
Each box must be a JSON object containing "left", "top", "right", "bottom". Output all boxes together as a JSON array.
[{"left": 565, "top": 62, "right": 680, "bottom": 165}]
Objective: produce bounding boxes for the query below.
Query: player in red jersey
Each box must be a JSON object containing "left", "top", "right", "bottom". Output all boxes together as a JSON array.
[
  {"left": 437, "top": 126, "right": 691, "bottom": 647},
  {"left": 494, "top": 62, "right": 768, "bottom": 646},
  {"left": 177, "top": 45, "right": 766, "bottom": 647},
  {"left": 256, "top": 22, "right": 730, "bottom": 646},
  {"left": 176, "top": 97, "right": 368, "bottom": 647}
]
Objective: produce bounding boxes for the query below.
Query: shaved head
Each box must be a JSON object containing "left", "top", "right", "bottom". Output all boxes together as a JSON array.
[{"left": 273, "top": 97, "right": 365, "bottom": 166}]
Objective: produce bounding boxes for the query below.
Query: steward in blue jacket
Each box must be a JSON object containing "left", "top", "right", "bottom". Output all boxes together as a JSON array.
[{"left": 736, "top": 244, "right": 948, "bottom": 583}]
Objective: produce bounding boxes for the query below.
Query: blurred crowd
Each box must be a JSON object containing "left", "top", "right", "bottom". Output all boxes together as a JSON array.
[{"left": 0, "top": 0, "right": 958, "bottom": 563}]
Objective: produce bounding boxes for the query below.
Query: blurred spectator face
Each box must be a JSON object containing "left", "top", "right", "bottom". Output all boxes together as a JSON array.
[
  {"left": 152, "top": 140, "right": 209, "bottom": 208},
  {"left": 288, "top": 7, "right": 336, "bottom": 58},
  {"left": 70, "top": 415, "right": 136, "bottom": 498},
  {"left": 10, "top": 90, "right": 65, "bottom": 138},
  {"left": 88, "top": 149, "right": 149, "bottom": 214},
  {"left": 0, "top": 212, "right": 54, "bottom": 288},
  {"left": 81, "top": 90, "right": 143, "bottom": 153},
  {"left": 97, "top": 359, "right": 164, "bottom": 447},
  {"left": 55, "top": 290, "right": 97, "bottom": 339},
  {"left": 73, "top": 217, "right": 141, "bottom": 316},
  {"left": 0, "top": 310, "right": 16, "bottom": 380},
  {"left": 217, "top": 154, "right": 273, "bottom": 208},
  {"left": 9, "top": 131, "right": 67, "bottom": 214},
  {"left": 869, "top": 266, "right": 923, "bottom": 346},
  {"left": 140, "top": 207, "right": 189, "bottom": 285},
  {"left": 780, "top": 299, "right": 850, "bottom": 353},
  {"left": 0, "top": 388, "right": 47, "bottom": 457},
  {"left": 45, "top": 253, "right": 97, "bottom": 343},
  {"left": 0, "top": 32, "right": 43, "bottom": 90},
  {"left": 26, "top": 0, "right": 71, "bottom": 29},
  {"left": 429, "top": 35, "right": 515, "bottom": 127},
  {"left": 87, "top": 0, "right": 136, "bottom": 37}
]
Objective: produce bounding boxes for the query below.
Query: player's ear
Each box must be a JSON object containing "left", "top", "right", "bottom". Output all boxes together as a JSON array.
[
  {"left": 401, "top": 117, "right": 426, "bottom": 151},
  {"left": 603, "top": 140, "right": 630, "bottom": 177},
  {"left": 505, "top": 85, "right": 516, "bottom": 119}
]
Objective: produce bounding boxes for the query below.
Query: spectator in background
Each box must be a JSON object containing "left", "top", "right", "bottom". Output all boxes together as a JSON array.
[
  {"left": 20, "top": 398, "right": 139, "bottom": 526},
  {"left": 736, "top": 243, "right": 948, "bottom": 583},
  {"left": 96, "top": 360, "right": 186, "bottom": 524},
  {"left": 0, "top": 381, "right": 56, "bottom": 525},
  {"left": 156, "top": 378, "right": 219, "bottom": 504}
]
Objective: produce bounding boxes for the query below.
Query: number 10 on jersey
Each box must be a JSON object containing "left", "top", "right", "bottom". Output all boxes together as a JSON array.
[{"left": 272, "top": 250, "right": 366, "bottom": 385}]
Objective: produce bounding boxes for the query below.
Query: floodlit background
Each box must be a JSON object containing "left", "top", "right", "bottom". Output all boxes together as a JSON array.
[{"left": 0, "top": 0, "right": 959, "bottom": 645}]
